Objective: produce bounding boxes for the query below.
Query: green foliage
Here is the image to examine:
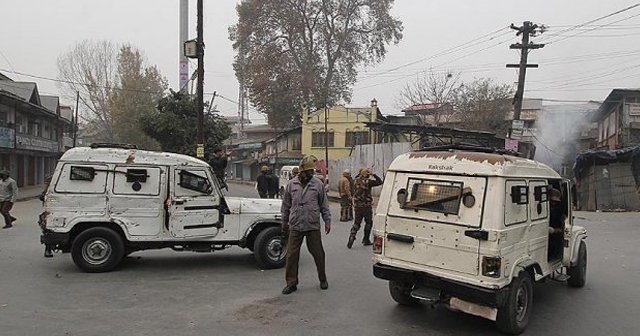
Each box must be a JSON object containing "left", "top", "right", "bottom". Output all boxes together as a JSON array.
[
  {"left": 110, "top": 45, "right": 168, "bottom": 150},
  {"left": 230, "top": 0, "right": 403, "bottom": 128},
  {"left": 140, "top": 90, "right": 231, "bottom": 157}
]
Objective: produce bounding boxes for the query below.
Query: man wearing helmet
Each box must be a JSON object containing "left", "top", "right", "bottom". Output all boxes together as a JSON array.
[
  {"left": 338, "top": 169, "right": 354, "bottom": 222},
  {"left": 347, "top": 168, "right": 383, "bottom": 248},
  {"left": 256, "top": 166, "right": 273, "bottom": 198},
  {"left": 281, "top": 155, "right": 332, "bottom": 295}
]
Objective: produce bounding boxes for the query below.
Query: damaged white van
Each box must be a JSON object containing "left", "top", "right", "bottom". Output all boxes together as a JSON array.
[
  {"left": 40, "top": 144, "right": 286, "bottom": 273},
  {"left": 372, "top": 147, "right": 587, "bottom": 335}
]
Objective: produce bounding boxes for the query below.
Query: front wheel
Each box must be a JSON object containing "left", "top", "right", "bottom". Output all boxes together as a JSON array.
[
  {"left": 497, "top": 271, "right": 533, "bottom": 335},
  {"left": 71, "top": 227, "right": 125, "bottom": 273},
  {"left": 567, "top": 241, "right": 587, "bottom": 288},
  {"left": 388, "top": 281, "right": 420, "bottom": 306},
  {"left": 253, "top": 226, "right": 287, "bottom": 269}
]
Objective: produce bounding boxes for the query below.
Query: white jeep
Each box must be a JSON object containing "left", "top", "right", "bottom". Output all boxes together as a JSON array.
[
  {"left": 40, "top": 144, "right": 286, "bottom": 273},
  {"left": 372, "top": 147, "right": 587, "bottom": 334}
]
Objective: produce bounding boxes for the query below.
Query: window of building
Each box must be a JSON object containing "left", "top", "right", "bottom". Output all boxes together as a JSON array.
[
  {"left": 15, "top": 116, "right": 25, "bottom": 133},
  {"left": 312, "top": 131, "right": 334, "bottom": 147},
  {"left": 345, "top": 131, "right": 370, "bottom": 147},
  {"left": 290, "top": 134, "right": 301, "bottom": 150}
]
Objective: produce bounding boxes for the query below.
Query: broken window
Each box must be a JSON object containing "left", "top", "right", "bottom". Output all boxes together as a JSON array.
[{"left": 405, "top": 179, "right": 463, "bottom": 215}]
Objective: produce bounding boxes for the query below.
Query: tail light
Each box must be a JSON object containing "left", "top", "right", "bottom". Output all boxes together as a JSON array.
[
  {"left": 373, "top": 234, "right": 383, "bottom": 254},
  {"left": 482, "top": 256, "right": 502, "bottom": 278}
]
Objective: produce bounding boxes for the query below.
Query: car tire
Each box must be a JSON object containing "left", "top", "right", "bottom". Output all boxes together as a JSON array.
[
  {"left": 497, "top": 271, "right": 533, "bottom": 335},
  {"left": 388, "top": 281, "right": 419, "bottom": 306},
  {"left": 71, "top": 227, "right": 125, "bottom": 273},
  {"left": 253, "top": 226, "right": 287, "bottom": 269},
  {"left": 567, "top": 241, "right": 587, "bottom": 288}
]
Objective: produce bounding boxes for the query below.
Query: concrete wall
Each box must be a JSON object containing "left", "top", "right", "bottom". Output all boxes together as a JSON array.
[{"left": 328, "top": 142, "right": 412, "bottom": 196}]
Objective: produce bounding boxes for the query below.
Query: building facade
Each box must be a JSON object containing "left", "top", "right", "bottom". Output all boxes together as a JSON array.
[
  {"left": 0, "top": 79, "right": 73, "bottom": 187},
  {"left": 593, "top": 89, "right": 640, "bottom": 149}
]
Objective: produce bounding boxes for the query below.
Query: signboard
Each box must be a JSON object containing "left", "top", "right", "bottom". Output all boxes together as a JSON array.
[
  {"left": 179, "top": 59, "right": 189, "bottom": 90},
  {"left": 511, "top": 119, "right": 524, "bottom": 140},
  {"left": 238, "top": 142, "right": 263, "bottom": 150},
  {"left": 628, "top": 103, "right": 640, "bottom": 116},
  {"left": 0, "top": 127, "right": 15, "bottom": 149},
  {"left": 16, "top": 134, "right": 59, "bottom": 152},
  {"left": 505, "top": 138, "right": 519, "bottom": 152},
  {"left": 183, "top": 40, "right": 198, "bottom": 58},
  {"left": 196, "top": 143, "right": 204, "bottom": 159}
]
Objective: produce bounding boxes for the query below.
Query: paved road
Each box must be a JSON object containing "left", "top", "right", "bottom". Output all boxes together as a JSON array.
[{"left": 0, "top": 183, "right": 638, "bottom": 335}]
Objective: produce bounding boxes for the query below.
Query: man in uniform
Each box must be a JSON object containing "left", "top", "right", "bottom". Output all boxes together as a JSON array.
[
  {"left": 0, "top": 170, "right": 18, "bottom": 229},
  {"left": 210, "top": 148, "right": 230, "bottom": 191},
  {"left": 338, "top": 169, "right": 353, "bottom": 222},
  {"left": 348, "top": 168, "right": 383, "bottom": 248},
  {"left": 281, "top": 155, "right": 331, "bottom": 295},
  {"left": 256, "top": 166, "right": 271, "bottom": 198}
]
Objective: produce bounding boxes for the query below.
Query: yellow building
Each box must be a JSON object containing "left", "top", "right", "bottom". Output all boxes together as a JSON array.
[{"left": 301, "top": 99, "right": 383, "bottom": 161}]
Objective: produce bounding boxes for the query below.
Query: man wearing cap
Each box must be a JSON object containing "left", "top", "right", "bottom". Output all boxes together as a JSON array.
[
  {"left": 256, "top": 166, "right": 272, "bottom": 198},
  {"left": 281, "top": 155, "right": 332, "bottom": 295},
  {"left": 338, "top": 169, "right": 353, "bottom": 222},
  {"left": 348, "top": 168, "right": 383, "bottom": 248},
  {"left": 0, "top": 170, "right": 18, "bottom": 229}
]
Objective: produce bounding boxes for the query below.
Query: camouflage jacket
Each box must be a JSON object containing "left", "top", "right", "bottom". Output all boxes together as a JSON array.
[{"left": 353, "top": 174, "right": 383, "bottom": 208}]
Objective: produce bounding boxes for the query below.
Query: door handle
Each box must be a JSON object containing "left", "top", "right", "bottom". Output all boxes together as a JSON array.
[
  {"left": 465, "top": 230, "right": 488, "bottom": 240},
  {"left": 387, "top": 233, "right": 414, "bottom": 243},
  {"left": 174, "top": 200, "right": 185, "bottom": 205}
]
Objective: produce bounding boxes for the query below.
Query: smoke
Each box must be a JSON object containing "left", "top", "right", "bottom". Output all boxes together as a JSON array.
[{"left": 533, "top": 102, "right": 600, "bottom": 175}]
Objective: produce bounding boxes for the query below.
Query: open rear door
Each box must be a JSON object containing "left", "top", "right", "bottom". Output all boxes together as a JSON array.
[
  {"left": 168, "top": 167, "right": 223, "bottom": 238},
  {"left": 562, "top": 180, "right": 574, "bottom": 265}
]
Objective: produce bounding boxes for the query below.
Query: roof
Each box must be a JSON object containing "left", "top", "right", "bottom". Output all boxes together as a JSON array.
[
  {"left": 401, "top": 103, "right": 449, "bottom": 113},
  {"left": 593, "top": 89, "right": 640, "bottom": 122},
  {"left": 388, "top": 150, "right": 560, "bottom": 178},
  {"left": 0, "top": 81, "right": 39, "bottom": 104},
  {"left": 60, "top": 147, "right": 209, "bottom": 167},
  {"left": 40, "top": 95, "right": 60, "bottom": 114}
]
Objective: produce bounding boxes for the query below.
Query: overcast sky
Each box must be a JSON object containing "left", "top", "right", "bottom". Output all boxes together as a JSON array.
[{"left": 2, "top": 0, "right": 639, "bottom": 123}]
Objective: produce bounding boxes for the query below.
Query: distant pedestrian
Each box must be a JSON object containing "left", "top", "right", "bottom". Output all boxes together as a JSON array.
[
  {"left": 0, "top": 170, "right": 18, "bottom": 229},
  {"left": 347, "top": 168, "right": 383, "bottom": 248},
  {"left": 256, "top": 166, "right": 272, "bottom": 198},
  {"left": 268, "top": 168, "right": 279, "bottom": 199},
  {"left": 281, "top": 155, "right": 331, "bottom": 295},
  {"left": 338, "top": 169, "right": 353, "bottom": 222}
]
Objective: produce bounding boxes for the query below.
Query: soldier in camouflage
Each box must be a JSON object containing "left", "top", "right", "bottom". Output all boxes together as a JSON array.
[{"left": 347, "top": 168, "right": 383, "bottom": 248}]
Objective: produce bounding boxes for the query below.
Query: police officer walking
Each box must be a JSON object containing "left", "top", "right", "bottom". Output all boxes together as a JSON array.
[
  {"left": 338, "top": 169, "right": 353, "bottom": 222},
  {"left": 281, "top": 155, "right": 332, "bottom": 295},
  {"left": 347, "top": 168, "right": 382, "bottom": 248}
]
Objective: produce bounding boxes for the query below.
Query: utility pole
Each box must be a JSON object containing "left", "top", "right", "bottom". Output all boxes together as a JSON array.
[
  {"left": 73, "top": 91, "right": 79, "bottom": 147},
  {"left": 196, "top": 0, "right": 205, "bottom": 158},
  {"left": 507, "top": 21, "right": 545, "bottom": 138},
  {"left": 324, "top": 105, "right": 329, "bottom": 178}
]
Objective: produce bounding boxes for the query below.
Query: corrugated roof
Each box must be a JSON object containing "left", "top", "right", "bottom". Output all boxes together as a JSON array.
[{"left": 0, "top": 81, "right": 39, "bottom": 104}]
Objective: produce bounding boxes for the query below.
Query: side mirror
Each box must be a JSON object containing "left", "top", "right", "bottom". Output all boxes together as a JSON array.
[{"left": 511, "top": 185, "right": 529, "bottom": 205}]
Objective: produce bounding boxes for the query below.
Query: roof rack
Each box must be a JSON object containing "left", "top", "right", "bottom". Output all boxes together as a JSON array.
[
  {"left": 421, "top": 143, "right": 521, "bottom": 156},
  {"left": 89, "top": 143, "right": 138, "bottom": 150}
]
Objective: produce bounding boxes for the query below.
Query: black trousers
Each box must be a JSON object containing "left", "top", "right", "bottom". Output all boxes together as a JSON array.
[
  {"left": 285, "top": 230, "right": 327, "bottom": 286},
  {"left": 350, "top": 206, "right": 372, "bottom": 241}
]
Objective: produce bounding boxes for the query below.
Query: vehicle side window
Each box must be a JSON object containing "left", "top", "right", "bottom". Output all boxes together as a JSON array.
[
  {"left": 175, "top": 169, "right": 211, "bottom": 196},
  {"left": 505, "top": 179, "right": 528, "bottom": 225},
  {"left": 529, "top": 181, "right": 549, "bottom": 221},
  {"left": 55, "top": 164, "right": 107, "bottom": 194},
  {"left": 112, "top": 166, "right": 161, "bottom": 196}
]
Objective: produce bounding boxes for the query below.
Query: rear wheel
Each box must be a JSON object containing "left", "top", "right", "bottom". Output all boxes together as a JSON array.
[
  {"left": 567, "top": 241, "right": 587, "bottom": 288},
  {"left": 254, "top": 226, "right": 287, "bottom": 269},
  {"left": 388, "top": 281, "right": 419, "bottom": 306},
  {"left": 497, "top": 271, "right": 533, "bottom": 335},
  {"left": 71, "top": 227, "right": 125, "bottom": 273}
]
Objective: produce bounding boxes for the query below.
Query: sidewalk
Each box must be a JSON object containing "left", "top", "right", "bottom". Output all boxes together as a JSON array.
[{"left": 16, "top": 184, "right": 45, "bottom": 202}]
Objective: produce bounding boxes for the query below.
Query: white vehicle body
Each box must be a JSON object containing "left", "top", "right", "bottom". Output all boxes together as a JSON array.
[
  {"left": 372, "top": 149, "right": 587, "bottom": 334},
  {"left": 41, "top": 145, "right": 286, "bottom": 272},
  {"left": 279, "top": 165, "right": 298, "bottom": 192}
]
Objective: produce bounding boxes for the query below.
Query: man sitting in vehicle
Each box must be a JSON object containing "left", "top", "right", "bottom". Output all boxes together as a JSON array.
[{"left": 548, "top": 188, "right": 565, "bottom": 261}]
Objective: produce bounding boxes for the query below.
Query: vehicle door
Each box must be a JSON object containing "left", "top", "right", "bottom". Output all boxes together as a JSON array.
[
  {"left": 50, "top": 164, "right": 109, "bottom": 221},
  {"left": 109, "top": 166, "right": 166, "bottom": 236},
  {"left": 528, "top": 180, "right": 550, "bottom": 263},
  {"left": 561, "top": 180, "right": 574, "bottom": 264},
  {"left": 384, "top": 173, "right": 487, "bottom": 276},
  {"left": 168, "top": 167, "right": 223, "bottom": 238}
]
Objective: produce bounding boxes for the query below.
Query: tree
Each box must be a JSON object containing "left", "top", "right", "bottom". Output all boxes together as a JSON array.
[
  {"left": 230, "top": 0, "right": 403, "bottom": 128},
  {"left": 109, "top": 45, "right": 168, "bottom": 150},
  {"left": 397, "top": 71, "right": 461, "bottom": 126},
  {"left": 57, "top": 40, "right": 119, "bottom": 142},
  {"left": 453, "top": 78, "right": 514, "bottom": 135},
  {"left": 140, "top": 90, "right": 231, "bottom": 157}
]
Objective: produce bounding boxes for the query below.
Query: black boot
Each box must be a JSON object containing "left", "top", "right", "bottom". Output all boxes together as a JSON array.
[
  {"left": 282, "top": 284, "right": 297, "bottom": 295},
  {"left": 347, "top": 234, "right": 356, "bottom": 249},
  {"left": 44, "top": 247, "right": 53, "bottom": 258},
  {"left": 362, "top": 230, "right": 372, "bottom": 246}
]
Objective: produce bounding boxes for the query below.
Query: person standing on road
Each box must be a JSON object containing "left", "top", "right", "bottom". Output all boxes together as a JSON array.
[
  {"left": 281, "top": 155, "right": 331, "bottom": 295},
  {"left": 256, "top": 166, "right": 272, "bottom": 198},
  {"left": 347, "top": 168, "right": 383, "bottom": 248},
  {"left": 268, "top": 168, "right": 279, "bottom": 199},
  {"left": 0, "top": 170, "right": 18, "bottom": 229},
  {"left": 338, "top": 169, "right": 353, "bottom": 222}
]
